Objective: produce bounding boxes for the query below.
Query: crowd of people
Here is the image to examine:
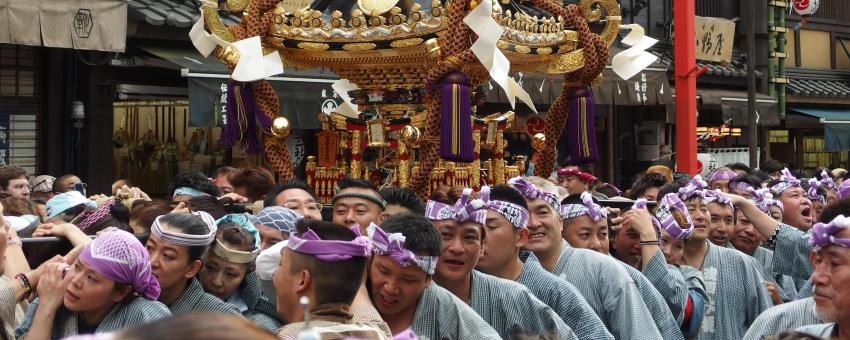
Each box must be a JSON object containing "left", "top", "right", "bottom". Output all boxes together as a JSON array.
[{"left": 0, "top": 160, "right": 848, "bottom": 339}]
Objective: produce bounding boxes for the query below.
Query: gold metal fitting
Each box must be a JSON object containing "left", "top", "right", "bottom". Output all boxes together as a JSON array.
[
  {"left": 399, "top": 125, "right": 422, "bottom": 146},
  {"left": 271, "top": 116, "right": 291, "bottom": 138},
  {"left": 531, "top": 133, "right": 546, "bottom": 151},
  {"left": 220, "top": 45, "right": 240, "bottom": 68}
]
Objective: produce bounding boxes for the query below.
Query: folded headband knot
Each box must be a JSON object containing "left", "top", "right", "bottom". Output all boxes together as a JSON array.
[
  {"left": 771, "top": 168, "right": 801, "bottom": 195},
  {"left": 809, "top": 215, "right": 850, "bottom": 249},
  {"left": 367, "top": 223, "right": 438, "bottom": 275},
  {"left": 820, "top": 170, "right": 838, "bottom": 192},
  {"left": 508, "top": 177, "right": 560, "bottom": 211},
  {"left": 749, "top": 188, "right": 784, "bottom": 214},
  {"left": 582, "top": 192, "right": 608, "bottom": 221},
  {"left": 808, "top": 178, "right": 825, "bottom": 204},
  {"left": 425, "top": 188, "right": 487, "bottom": 225},
  {"left": 560, "top": 192, "right": 607, "bottom": 222},
  {"left": 703, "top": 189, "right": 733, "bottom": 209},
  {"left": 151, "top": 211, "right": 218, "bottom": 247},
  {"left": 426, "top": 186, "right": 529, "bottom": 229},
  {"left": 656, "top": 193, "right": 695, "bottom": 239},
  {"left": 709, "top": 170, "right": 737, "bottom": 182},
  {"left": 287, "top": 225, "right": 371, "bottom": 262},
  {"left": 678, "top": 175, "right": 708, "bottom": 201}
]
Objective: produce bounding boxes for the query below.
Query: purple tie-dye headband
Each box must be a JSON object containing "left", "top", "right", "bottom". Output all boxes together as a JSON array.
[
  {"left": 508, "top": 177, "right": 560, "bottom": 211},
  {"left": 770, "top": 168, "right": 801, "bottom": 195},
  {"left": 287, "top": 225, "right": 371, "bottom": 262},
  {"left": 367, "top": 223, "right": 437, "bottom": 274},
  {"left": 729, "top": 181, "right": 756, "bottom": 193},
  {"left": 425, "top": 187, "right": 529, "bottom": 229},
  {"left": 820, "top": 170, "right": 838, "bottom": 192},
  {"left": 749, "top": 188, "right": 784, "bottom": 213},
  {"left": 655, "top": 193, "right": 695, "bottom": 239},
  {"left": 151, "top": 211, "right": 218, "bottom": 247},
  {"left": 809, "top": 215, "right": 850, "bottom": 249},
  {"left": 79, "top": 230, "right": 160, "bottom": 300},
  {"left": 839, "top": 180, "right": 850, "bottom": 200},
  {"left": 632, "top": 199, "right": 662, "bottom": 234},
  {"left": 807, "top": 178, "right": 825, "bottom": 204},
  {"left": 703, "top": 189, "right": 733, "bottom": 209},
  {"left": 710, "top": 170, "right": 737, "bottom": 182},
  {"left": 560, "top": 192, "right": 608, "bottom": 222},
  {"left": 678, "top": 175, "right": 708, "bottom": 201}
]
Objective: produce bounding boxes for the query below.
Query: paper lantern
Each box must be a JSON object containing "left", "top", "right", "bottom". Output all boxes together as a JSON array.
[{"left": 793, "top": 0, "right": 820, "bottom": 16}]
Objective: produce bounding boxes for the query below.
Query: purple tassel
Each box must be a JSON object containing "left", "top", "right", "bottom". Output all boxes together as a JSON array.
[
  {"left": 220, "top": 81, "right": 273, "bottom": 154},
  {"left": 432, "top": 71, "right": 474, "bottom": 162},
  {"left": 566, "top": 86, "right": 598, "bottom": 164}
]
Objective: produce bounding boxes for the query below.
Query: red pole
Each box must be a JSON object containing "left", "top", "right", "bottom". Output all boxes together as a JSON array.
[{"left": 674, "top": 0, "right": 698, "bottom": 175}]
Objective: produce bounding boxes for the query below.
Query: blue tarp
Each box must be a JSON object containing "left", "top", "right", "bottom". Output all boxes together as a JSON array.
[{"left": 792, "top": 108, "right": 850, "bottom": 151}]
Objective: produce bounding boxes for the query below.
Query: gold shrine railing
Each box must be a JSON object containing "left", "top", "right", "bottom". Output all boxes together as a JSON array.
[{"left": 305, "top": 111, "right": 525, "bottom": 204}]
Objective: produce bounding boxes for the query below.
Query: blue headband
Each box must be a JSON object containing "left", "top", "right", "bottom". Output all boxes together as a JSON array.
[
  {"left": 216, "top": 213, "right": 261, "bottom": 249},
  {"left": 173, "top": 187, "right": 211, "bottom": 198}
]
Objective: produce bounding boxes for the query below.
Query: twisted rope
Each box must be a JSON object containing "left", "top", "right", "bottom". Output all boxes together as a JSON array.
[
  {"left": 225, "top": 0, "right": 292, "bottom": 178},
  {"left": 411, "top": 0, "right": 475, "bottom": 199},
  {"left": 531, "top": 0, "right": 608, "bottom": 176}
]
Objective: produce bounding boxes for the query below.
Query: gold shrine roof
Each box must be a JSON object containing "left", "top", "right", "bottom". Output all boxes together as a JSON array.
[{"left": 255, "top": 0, "right": 620, "bottom": 87}]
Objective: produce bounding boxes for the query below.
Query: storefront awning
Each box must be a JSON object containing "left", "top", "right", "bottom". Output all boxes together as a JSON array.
[
  {"left": 697, "top": 89, "right": 780, "bottom": 126},
  {"left": 0, "top": 0, "right": 127, "bottom": 52},
  {"left": 139, "top": 46, "right": 340, "bottom": 130},
  {"left": 790, "top": 108, "right": 850, "bottom": 151}
]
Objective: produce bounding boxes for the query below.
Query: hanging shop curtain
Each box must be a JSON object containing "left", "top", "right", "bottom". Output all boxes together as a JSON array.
[{"left": 0, "top": 0, "right": 127, "bottom": 52}]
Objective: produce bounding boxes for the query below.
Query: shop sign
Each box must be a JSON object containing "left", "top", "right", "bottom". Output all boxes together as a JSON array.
[{"left": 695, "top": 16, "right": 736, "bottom": 63}]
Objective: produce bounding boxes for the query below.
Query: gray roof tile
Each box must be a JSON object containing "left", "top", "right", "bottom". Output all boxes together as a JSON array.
[
  {"left": 649, "top": 43, "right": 760, "bottom": 78},
  {"left": 129, "top": 0, "right": 229, "bottom": 27},
  {"left": 788, "top": 78, "right": 850, "bottom": 98}
]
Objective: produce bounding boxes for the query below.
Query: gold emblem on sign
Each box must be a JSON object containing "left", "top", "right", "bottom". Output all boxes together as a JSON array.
[
  {"left": 358, "top": 0, "right": 399, "bottom": 15},
  {"left": 391, "top": 38, "right": 424, "bottom": 48},
  {"left": 536, "top": 47, "right": 553, "bottom": 55},
  {"left": 514, "top": 45, "right": 532, "bottom": 54},
  {"left": 297, "top": 42, "right": 330, "bottom": 50},
  {"left": 343, "top": 43, "right": 377, "bottom": 51}
]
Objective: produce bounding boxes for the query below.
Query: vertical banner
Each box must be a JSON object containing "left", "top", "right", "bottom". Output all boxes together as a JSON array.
[{"left": 0, "top": 111, "right": 10, "bottom": 165}]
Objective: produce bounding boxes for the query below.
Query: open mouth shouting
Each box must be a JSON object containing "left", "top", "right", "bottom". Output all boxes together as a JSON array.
[{"left": 801, "top": 207, "right": 813, "bottom": 223}]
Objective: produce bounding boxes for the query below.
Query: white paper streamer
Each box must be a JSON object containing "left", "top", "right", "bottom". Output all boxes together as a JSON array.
[
  {"left": 188, "top": 8, "right": 284, "bottom": 82},
  {"left": 189, "top": 13, "right": 219, "bottom": 57},
  {"left": 230, "top": 37, "right": 284, "bottom": 82},
  {"left": 463, "top": 0, "right": 537, "bottom": 113},
  {"left": 612, "top": 24, "right": 658, "bottom": 81},
  {"left": 332, "top": 79, "right": 361, "bottom": 118}
]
